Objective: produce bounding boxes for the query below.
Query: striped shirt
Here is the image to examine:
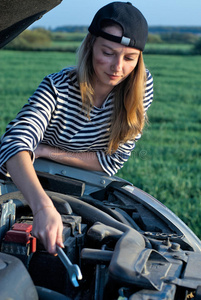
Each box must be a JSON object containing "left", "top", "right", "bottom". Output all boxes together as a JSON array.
[{"left": 0, "top": 67, "right": 153, "bottom": 176}]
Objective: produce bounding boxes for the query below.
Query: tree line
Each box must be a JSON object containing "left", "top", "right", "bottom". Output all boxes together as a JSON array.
[{"left": 3, "top": 26, "right": 201, "bottom": 53}]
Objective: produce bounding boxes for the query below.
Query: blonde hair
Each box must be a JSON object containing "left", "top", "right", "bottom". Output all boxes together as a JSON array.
[
  {"left": 76, "top": 34, "right": 96, "bottom": 114},
  {"left": 75, "top": 33, "right": 147, "bottom": 154}
]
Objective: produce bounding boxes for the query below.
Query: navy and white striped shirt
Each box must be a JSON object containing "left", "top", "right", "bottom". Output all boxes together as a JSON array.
[{"left": 0, "top": 68, "right": 153, "bottom": 176}]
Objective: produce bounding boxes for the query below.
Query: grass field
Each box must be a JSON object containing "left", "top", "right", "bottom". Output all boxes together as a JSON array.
[
  {"left": 0, "top": 50, "right": 201, "bottom": 237},
  {"left": 49, "top": 41, "right": 194, "bottom": 53}
]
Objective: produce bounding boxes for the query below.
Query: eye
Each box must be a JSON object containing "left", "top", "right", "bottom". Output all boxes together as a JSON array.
[
  {"left": 102, "top": 50, "right": 113, "bottom": 56},
  {"left": 125, "top": 54, "right": 139, "bottom": 62},
  {"left": 125, "top": 56, "right": 135, "bottom": 61}
]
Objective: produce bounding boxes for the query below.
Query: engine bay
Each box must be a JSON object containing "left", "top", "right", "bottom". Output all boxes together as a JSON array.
[{"left": 1, "top": 164, "right": 201, "bottom": 300}]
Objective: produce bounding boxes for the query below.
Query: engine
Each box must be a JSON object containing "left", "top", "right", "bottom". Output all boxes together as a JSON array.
[{"left": 1, "top": 179, "right": 201, "bottom": 300}]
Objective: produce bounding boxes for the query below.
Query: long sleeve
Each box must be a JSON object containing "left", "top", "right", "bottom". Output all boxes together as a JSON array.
[
  {"left": 97, "top": 140, "right": 135, "bottom": 176},
  {"left": 0, "top": 76, "right": 57, "bottom": 175}
]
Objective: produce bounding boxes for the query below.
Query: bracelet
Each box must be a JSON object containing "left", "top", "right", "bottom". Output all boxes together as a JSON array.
[{"left": 33, "top": 205, "right": 54, "bottom": 217}]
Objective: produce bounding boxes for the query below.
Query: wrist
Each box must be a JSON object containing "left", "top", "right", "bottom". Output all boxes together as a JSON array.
[
  {"left": 26, "top": 188, "right": 54, "bottom": 215},
  {"left": 33, "top": 205, "right": 55, "bottom": 217}
]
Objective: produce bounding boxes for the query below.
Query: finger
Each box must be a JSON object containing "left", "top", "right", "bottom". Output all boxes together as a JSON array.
[
  {"left": 46, "top": 228, "right": 57, "bottom": 254},
  {"left": 56, "top": 222, "right": 64, "bottom": 248}
]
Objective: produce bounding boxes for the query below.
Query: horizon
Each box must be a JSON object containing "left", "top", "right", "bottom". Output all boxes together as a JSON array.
[
  {"left": 40, "top": 24, "right": 201, "bottom": 30},
  {"left": 29, "top": 0, "right": 201, "bottom": 29}
]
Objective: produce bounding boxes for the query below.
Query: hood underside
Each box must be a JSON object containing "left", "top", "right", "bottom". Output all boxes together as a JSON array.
[{"left": 0, "top": 0, "right": 62, "bottom": 48}]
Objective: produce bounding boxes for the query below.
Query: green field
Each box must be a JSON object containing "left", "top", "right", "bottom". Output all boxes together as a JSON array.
[{"left": 0, "top": 50, "right": 201, "bottom": 237}]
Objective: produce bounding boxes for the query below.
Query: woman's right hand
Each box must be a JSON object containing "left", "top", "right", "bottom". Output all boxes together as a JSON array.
[{"left": 32, "top": 205, "right": 64, "bottom": 254}]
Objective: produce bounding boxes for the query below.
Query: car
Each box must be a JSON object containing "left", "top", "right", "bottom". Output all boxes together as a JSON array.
[{"left": 1, "top": 1, "right": 201, "bottom": 299}]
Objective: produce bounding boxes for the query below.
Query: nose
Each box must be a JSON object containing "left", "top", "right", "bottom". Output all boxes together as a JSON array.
[{"left": 111, "top": 56, "right": 123, "bottom": 72}]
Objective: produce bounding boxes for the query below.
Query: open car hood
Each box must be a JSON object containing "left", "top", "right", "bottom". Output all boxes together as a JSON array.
[
  {"left": 1, "top": 159, "right": 201, "bottom": 299},
  {"left": 0, "top": 0, "right": 62, "bottom": 48}
]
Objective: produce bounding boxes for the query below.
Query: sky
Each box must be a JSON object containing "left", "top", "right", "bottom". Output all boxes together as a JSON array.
[{"left": 31, "top": 0, "right": 201, "bottom": 29}]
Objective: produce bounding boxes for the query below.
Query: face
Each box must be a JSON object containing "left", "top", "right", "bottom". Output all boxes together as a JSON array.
[{"left": 92, "top": 25, "right": 140, "bottom": 91}]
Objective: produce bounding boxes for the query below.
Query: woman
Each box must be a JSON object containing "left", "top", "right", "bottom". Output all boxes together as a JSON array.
[{"left": 0, "top": 2, "right": 153, "bottom": 254}]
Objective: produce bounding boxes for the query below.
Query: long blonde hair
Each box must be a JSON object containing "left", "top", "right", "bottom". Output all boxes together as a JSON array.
[{"left": 76, "top": 32, "right": 147, "bottom": 154}]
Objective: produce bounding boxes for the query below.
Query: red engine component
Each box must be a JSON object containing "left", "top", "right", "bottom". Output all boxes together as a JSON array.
[
  {"left": 4, "top": 223, "right": 36, "bottom": 253},
  {"left": 1, "top": 222, "right": 37, "bottom": 263}
]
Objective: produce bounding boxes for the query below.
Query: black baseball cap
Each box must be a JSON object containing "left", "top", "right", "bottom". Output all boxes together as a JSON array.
[{"left": 88, "top": 1, "right": 148, "bottom": 51}]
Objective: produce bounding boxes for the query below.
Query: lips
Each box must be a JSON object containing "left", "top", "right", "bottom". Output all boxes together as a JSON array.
[{"left": 107, "top": 73, "right": 122, "bottom": 80}]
